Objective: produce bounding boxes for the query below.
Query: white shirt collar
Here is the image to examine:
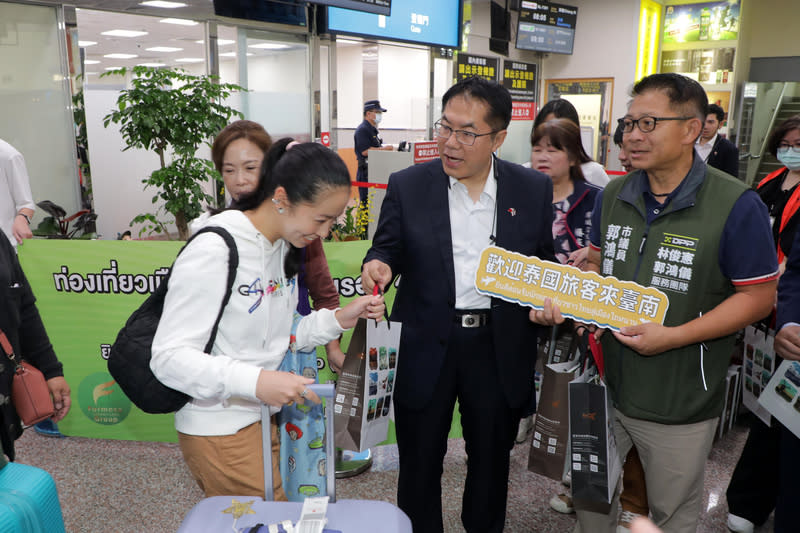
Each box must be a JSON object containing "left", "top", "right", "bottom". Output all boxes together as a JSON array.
[{"left": 447, "top": 156, "right": 497, "bottom": 203}]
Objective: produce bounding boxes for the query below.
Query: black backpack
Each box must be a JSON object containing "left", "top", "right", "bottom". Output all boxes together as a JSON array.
[{"left": 107, "top": 226, "right": 239, "bottom": 414}]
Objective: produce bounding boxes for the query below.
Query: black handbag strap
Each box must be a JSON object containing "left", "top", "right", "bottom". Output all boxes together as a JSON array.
[{"left": 177, "top": 226, "right": 239, "bottom": 354}]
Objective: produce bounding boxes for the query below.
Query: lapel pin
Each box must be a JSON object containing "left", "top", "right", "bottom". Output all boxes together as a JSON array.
[{"left": 507, "top": 208, "right": 516, "bottom": 216}]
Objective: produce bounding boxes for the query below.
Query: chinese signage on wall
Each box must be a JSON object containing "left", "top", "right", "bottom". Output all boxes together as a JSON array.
[
  {"left": 455, "top": 53, "right": 498, "bottom": 82},
  {"left": 503, "top": 60, "right": 537, "bottom": 121},
  {"left": 475, "top": 246, "right": 669, "bottom": 332},
  {"left": 663, "top": 1, "right": 739, "bottom": 44}
]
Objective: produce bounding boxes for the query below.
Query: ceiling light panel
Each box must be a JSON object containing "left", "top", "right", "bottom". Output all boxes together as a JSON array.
[
  {"left": 159, "top": 18, "right": 198, "bottom": 26},
  {"left": 78, "top": 40, "right": 97, "bottom": 47},
  {"left": 101, "top": 29, "right": 149, "bottom": 38},
  {"left": 104, "top": 53, "right": 139, "bottom": 59},
  {"left": 146, "top": 46, "right": 183, "bottom": 52},
  {"left": 139, "top": 1, "right": 187, "bottom": 7}
]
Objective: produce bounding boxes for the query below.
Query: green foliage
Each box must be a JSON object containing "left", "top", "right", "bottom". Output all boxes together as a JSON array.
[
  {"left": 32, "top": 200, "right": 97, "bottom": 239},
  {"left": 329, "top": 193, "right": 373, "bottom": 241},
  {"left": 101, "top": 66, "right": 244, "bottom": 240}
]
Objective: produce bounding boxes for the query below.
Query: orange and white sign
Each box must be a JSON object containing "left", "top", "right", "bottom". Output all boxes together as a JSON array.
[{"left": 474, "top": 246, "right": 669, "bottom": 332}]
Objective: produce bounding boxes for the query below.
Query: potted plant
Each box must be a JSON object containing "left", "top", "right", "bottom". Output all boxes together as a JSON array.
[
  {"left": 32, "top": 200, "right": 97, "bottom": 239},
  {"left": 102, "top": 66, "right": 245, "bottom": 240},
  {"left": 329, "top": 193, "right": 373, "bottom": 241}
]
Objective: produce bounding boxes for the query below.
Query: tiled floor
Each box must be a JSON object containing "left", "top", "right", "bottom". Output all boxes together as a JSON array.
[{"left": 16, "top": 414, "right": 768, "bottom": 532}]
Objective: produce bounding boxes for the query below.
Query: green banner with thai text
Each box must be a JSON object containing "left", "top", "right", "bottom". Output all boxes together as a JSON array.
[{"left": 18, "top": 239, "right": 462, "bottom": 443}]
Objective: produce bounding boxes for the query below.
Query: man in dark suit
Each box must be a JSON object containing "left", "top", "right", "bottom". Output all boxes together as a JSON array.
[
  {"left": 696, "top": 103, "right": 739, "bottom": 178},
  {"left": 361, "top": 77, "right": 554, "bottom": 532}
]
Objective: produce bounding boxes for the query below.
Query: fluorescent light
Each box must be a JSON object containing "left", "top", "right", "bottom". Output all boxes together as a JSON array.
[
  {"left": 196, "top": 39, "right": 235, "bottom": 45},
  {"left": 159, "top": 18, "right": 198, "bottom": 26},
  {"left": 248, "top": 43, "right": 290, "bottom": 50},
  {"left": 78, "top": 40, "right": 97, "bottom": 47},
  {"left": 104, "top": 53, "right": 138, "bottom": 59},
  {"left": 175, "top": 57, "right": 204, "bottom": 63},
  {"left": 104, "top": 67, "right": 124, "bottom": 71},
  {"left": 101, "top": 29, "right": 149, "bottom": 38},
  {"left": 83, "top": 59, "right": 101, "bottom": 65},
  {"left": 137, "top": 62, "right": 167, "bottom": 67},
  {"left": 146, "top": 46, "right": 183, "bottom": 52},
  {"left": 220, "top": 52, "right": 254, "bottom": 57},
  {"left": 140, "top": 1, "right": 187, "bottom": 7}
]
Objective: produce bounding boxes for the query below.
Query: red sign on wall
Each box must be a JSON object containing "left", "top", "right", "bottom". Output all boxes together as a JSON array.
[
  {"left": 321, "top": 132, "right": 331, "bottom": 147},
  {"left": 414, "top": 141, "right": 440, "bottom": 164},
  {"left": 511, "top": 102, "right": 536, "bottom": 121}
]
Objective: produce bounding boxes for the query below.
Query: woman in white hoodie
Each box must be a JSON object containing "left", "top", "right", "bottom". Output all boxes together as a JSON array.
[{"left": 151, "top": 138, "right": 384, "bottom": 500}]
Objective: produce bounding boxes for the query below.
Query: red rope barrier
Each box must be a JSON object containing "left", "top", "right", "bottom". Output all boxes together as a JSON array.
[{"left": 351, "top": 181, "right": 388, "bottom": 189}]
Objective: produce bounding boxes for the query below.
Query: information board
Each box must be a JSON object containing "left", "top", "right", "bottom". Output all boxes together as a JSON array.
[{"left": 516, "top": 1, "right": 578, "bottom": 55}]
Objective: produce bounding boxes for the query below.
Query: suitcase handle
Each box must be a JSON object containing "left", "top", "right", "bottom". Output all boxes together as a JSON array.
[{"left": 261, "top": 384, "right": 336, "bottom": 503}]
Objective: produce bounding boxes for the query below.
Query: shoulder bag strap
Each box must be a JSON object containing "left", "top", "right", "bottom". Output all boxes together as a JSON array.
[{"left": 180, "top": 227, "right": 239, "bottom": 354}]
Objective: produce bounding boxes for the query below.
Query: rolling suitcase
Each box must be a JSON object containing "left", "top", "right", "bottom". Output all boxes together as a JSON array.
[
  {"left": 0, "top": 462, "right": 66, "bottom": 533},
  {"left": 178, "top": 384, "right": 412, "bottom": 533}
]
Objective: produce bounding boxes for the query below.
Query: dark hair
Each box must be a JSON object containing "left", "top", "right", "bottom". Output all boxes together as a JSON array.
[
  {"left": 631, "top": 73, "right": 707, "bottom": 120},
  {"left": 531, "top": 118, "right": 589, "bottom": 183},
  {"left": 533, "top": 98, "right": 581, "bottom": 132},
  {"left": 233, "top": 138, "right": 351, "bottom": 279},
  {"left": 441, "top": 76, "right": 512, "bottom": 131},
  {"left": 211, "top": 120, "right": 273, "bottom": 173},
  {"left": 767, "top": 114, "right": 800, "bottom": 157},
  {"left": 706, "top": 103, "right": 725, "bottom": 123},
  {"left": 613, "top": 120, "right": 625, "bottom": 146}
]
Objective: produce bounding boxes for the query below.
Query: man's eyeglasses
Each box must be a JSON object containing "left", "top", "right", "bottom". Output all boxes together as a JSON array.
[
  {"left": 778, "top": 142, "right": 800, "bottom": 153},
  {"left": 434, "top": 120, "right": 500, "bottom": 146},
  {"left": 618, "top": 115, "right": 694, "bottom": 134}
]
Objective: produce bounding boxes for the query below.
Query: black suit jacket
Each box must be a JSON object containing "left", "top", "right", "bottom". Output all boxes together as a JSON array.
[
  {"left": 706, "top": 135, "right": 739, "bottom": 178},
  {"left": 364, "top": 157, "right": 555, "bottom": 410}
]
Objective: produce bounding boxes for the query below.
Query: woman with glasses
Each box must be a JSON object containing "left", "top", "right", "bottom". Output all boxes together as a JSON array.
[{"left": 725, "top": 114, "right": 800, "bottom": 533}]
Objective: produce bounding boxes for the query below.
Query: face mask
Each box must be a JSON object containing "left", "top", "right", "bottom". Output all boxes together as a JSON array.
[
  {"left": 373, "top": 113, "right": 383, "bottom": 124},
  {"left": 777, "top": 147, "right": 800, "bottom": 171}
]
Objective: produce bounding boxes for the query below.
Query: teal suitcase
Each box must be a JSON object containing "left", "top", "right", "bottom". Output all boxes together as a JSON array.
[{"left": 0, "top": 462, "right": 66, "bottom": 533}]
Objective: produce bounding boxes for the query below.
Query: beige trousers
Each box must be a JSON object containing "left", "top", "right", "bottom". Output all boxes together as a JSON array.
[
  {"left": 178, "top": 418, "right": 287, "bottom": 501},
  {"left": 573, "top": 410, "right": 717, "bottom": 533}
]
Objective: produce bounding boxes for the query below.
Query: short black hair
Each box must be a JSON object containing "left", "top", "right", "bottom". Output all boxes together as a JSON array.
[
  {"left": 706, "top": 103, "right": 725, "bottom": 123},
  {"left": 632, "top": 73, "right": 707, "bottom": 120},
  {"left": 533, "top": 98, "right": 580, "bottom": 132},
  {"left": 767, "top": 114, "right": 800, "bottom": 157},
  {"left": 613, "top": 120, "right": 625, "bottom": 146},
  {"left": 441, "top": 76, "right": 512, "bottom": 131}
]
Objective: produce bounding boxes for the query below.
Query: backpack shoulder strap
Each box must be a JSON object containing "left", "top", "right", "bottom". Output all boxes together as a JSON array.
[{"left": 184, "top": 226, "right": 239, "bottom": 354}]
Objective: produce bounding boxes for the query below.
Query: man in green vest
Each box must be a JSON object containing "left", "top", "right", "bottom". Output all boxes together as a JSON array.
[{"left": 532, "top": 73, "right": 778, "bottom": 533}]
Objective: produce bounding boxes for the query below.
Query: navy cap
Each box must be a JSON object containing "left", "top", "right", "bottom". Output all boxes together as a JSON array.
[{"left": 364, "top": 99, "right": 387, "bottom": 113}]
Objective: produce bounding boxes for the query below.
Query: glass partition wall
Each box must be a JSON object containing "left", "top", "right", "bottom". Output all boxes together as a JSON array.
[{"left": 0, "top": 2, "right": 81, "bottom": 227}]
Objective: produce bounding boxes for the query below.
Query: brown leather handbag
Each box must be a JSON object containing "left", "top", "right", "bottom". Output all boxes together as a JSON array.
[{"left": 0, "top": 329, "right": 55, "bottom": 426}]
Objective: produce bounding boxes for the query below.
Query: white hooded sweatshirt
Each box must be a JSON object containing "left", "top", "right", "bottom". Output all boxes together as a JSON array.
[{"left": 151, "top": 209, "right": 344, "bottom": 436}]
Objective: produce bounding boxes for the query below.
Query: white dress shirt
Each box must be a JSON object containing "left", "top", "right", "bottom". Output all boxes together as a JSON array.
[
  {"left": 0, "top": 139, "right": 35, "bottom": 248},
  {"left": 448, "top": 158, "right": 496, "bottom": 310},
  {"left": 695, "top": 134, "right": 717, "bottom": 163}
]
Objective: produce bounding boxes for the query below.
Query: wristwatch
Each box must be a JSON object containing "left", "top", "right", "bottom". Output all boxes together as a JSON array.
[{"left": 17, "top": 213, "right": 31, "bottom": 225}]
